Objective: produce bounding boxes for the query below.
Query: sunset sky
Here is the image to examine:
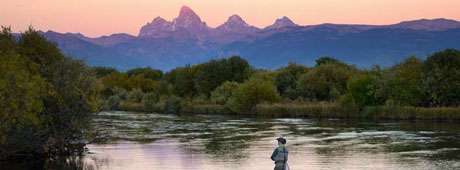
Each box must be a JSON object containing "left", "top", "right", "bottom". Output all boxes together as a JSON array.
[{"left": 1, "top": 0, "right": 459, "bottom": 37}]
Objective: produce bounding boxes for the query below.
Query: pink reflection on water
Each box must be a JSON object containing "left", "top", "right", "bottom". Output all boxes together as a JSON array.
[{"left": 82, "top": 137, "right": 429, "bottom": 170}]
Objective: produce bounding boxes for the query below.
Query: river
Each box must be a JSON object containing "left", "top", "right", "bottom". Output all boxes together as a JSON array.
[{"left": 4, "top": 111, "right": 460, "bottom": 169}]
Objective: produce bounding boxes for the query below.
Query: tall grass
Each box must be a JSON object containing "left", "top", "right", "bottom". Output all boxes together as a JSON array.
[
  {"left": 255, "top": 102, "right": 348, "bottom": 118},
  {"left": 363, "top": 106, "right": 460, "bottom": 121},
  {"left": 119, "top": 102, "right": 145, "bottom": 112},
  {"left": 182, "top": 104, "right": 232, "bottom": 115},
  {"left": 117, "top": 101, "right": 460, "bottom": 121}
]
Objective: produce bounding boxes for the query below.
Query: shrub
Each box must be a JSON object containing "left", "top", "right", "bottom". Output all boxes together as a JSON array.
[
  {"left": 143, "top": 92, "right": 160, "bottom": 112},
  {"left": 126, "top": 67, "right": 163, "bottom": 80},
  {"left": 346, "top": 73, "right": 384, "bottom": 107},
  {"left": 383, "top": 57, "right": 424, "bottom": 106},
  {"left": 227, "top": 78, "right": 280, "bottom": 113},
  {"left": 422, "top": 49, "right": 460, "bottom": 106},
  {"left": 164, "top": 96, "right": 183, "bottom": 114},
  {"left": 194, "top": 56, "right": 251, "bottom": 96},
  {"left": 127, "top": 89, "right": 144, "bottom": 103},
  {"left": 297, "top": 63, "right": 353, "bottom": 101},
  {"left": 274, "top": 63, "right": 309, "bottom": 98},
  {"left": 104, "top": 95, "right": 121, "bottom": 110},
  {"left": 112, "top": 87, "right": 128, "bottom": 100},
  {"left": 210, "top": 81, "right": 239, "bottom": 104}
]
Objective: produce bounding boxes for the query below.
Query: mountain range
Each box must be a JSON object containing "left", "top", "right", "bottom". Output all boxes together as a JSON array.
[{"left": 41, "top": 6, "right": 460, "bottom": 70}]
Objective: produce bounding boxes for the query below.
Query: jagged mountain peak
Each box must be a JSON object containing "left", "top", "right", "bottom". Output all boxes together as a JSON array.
[
  {"left": 178, "top": 5, "right": 196, "bottom": 17},
  {"left": 151, "top": 16, "right": 168, "bottom": 23},
  {"left": 138, "top": 17, "right": 173, "bottom": 37},
  {"left": 228, "top": 15, "right": 246, "bottom": 25},
  {"left": 265, "top": 16, "right": 298, "bottom": 30},
  {"left": 216, "top": 14, "right": 259, "bottom": 33},
  {"left": 172, "top": 5, "right": 209, "bottom": 32},
  {"left": 176, "top": 5, "right": 203, "bottom": 24}
]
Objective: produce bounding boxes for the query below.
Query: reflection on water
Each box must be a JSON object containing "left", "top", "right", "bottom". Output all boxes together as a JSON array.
[{"left": 4, "top": 111, "right": 460, "bottom": 170}]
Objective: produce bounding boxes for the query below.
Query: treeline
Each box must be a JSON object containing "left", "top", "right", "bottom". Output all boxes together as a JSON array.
[
  {"left": 0, "top": 27, "right": 99, "bottom": 159},
  {"left": 95, "top": 48, "right": 460, "bottom": 115}
]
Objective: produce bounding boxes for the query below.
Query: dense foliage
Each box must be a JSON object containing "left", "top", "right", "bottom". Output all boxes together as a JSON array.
[
  {"left": 0, "top": 27, "right": 100, "bottom": 159},
  {"left": 226, "top": 77, "right": 280, "bottom": 113},
  {"left": 95, "top": 48, "right": 460, "bottom": 115},
  {"left": 422, "top": 49, "right": 460, "bottom": 106}
]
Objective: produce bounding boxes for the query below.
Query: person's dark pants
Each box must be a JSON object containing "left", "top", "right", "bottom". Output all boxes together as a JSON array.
[{"left": 274, "top": 162, "right": 285, "bottom": 170}]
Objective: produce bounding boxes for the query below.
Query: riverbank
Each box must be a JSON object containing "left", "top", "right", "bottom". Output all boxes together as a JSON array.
[{"left": 118, "top": 102, "right": 460, "bottom": 121}]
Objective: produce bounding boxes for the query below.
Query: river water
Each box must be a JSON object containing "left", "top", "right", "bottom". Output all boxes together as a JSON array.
[{"left": 4, "top": 111, "right": 460, "bottom": 170}]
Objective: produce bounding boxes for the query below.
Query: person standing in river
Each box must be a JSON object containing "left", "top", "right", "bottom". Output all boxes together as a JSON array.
[{"left": 271, "top": 137, "right": 289, "bottom": 170}]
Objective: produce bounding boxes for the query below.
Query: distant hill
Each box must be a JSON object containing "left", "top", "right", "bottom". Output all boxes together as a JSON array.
[{"left": 38, "top": 6, "right": 460, "bottom": 70}]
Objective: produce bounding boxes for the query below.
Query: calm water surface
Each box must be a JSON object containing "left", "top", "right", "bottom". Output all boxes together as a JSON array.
[{"left": 5, "top": 111, "right": 460, "bottom": 170}]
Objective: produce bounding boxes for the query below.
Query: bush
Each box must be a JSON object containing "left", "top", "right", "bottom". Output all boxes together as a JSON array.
[
  {"left": 227, "top": 78, "right": 280, "bottom": 113},
  {"left": 126, "top": 67, "right": 163, "bottom": 80},
  {"left": 422, "top": 49, "right": 460, "bottom": 106},
  {"left": 346, "top": 73, "right": 383, "bottom": 107},
  {"left": 143, "top": 92, "right": 160, "bottom": 112},
  {"left": 127, "top": 89, "right": 144, "bottom": 103},
  {"left": 210, "top": 81, "right": 239, "bottom": 104},
  {"left": 164, "top": 96, "right": 183, "bottom": 114},
  {"left": 112, "top": 87, "right": 128, "bottom": 100},
  {"left": 274, "top": 63, "right": 309, "bottom": 98},
  {"left": 297, "top": 63, "right": 353, "bottom": 101},
  {"left": 92, "top": 66, "right": 119, "bottom": 78},
  {"left": 104, "top": 95, "right": 121, "bottom": 110},
  {"left": 194, "top": 56, "right": 251, "bottom": 96},
  {"left": 382, "top": 57, "right": 424, "bottom": 106},
  {"left": 338, "top": 93, "right": 360, "bottom": 114}
]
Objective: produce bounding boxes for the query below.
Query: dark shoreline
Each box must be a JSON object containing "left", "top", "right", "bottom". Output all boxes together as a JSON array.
[{"left": 118, "top": 102, "right": 460, "bottom": 122}]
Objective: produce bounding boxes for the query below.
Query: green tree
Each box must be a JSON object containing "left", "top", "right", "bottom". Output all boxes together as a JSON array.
[
  {"left": 210, "top": 81, "right": 239, "bottom": 104},
  {"left": 126, "top": 67, "right": 163, "bottom": 80},
  {"left": 163, "top": 96, "right": 183, "bottom": 114},
  {"left": 346, "top": 73, "right": 384, "bottom": 107},
  {"left": 99, "top": 72, "right": 130, "bottom": 97},
  {"left": 0, "top": 26, "right": 16, "bottom": 53},
  {"left": 315, "top": 56, "right": 347, "bottom": 67},
  {"left": 126, "top": 74, "right": 159, "bottom": 92},
  {"left": 104, "top": 95, "right": 121, "bottom": 110},
  {"left": 227, "top": 78, "right": 280, "bottom": 113},
  {"left": 143, "top": 92, "right": 160, "bottom": 111},
  {"left": 382, "top": 57, "right": 424, "bottom": 106},
  {"left": 297, "top": 63, "right": 354, "bottom": 101},
  {"left": 42, "top": 57, "right": 100, "bottom": 155},
  {"left": 422, "top": 49, "right": 460, "bottom": 106},
  {"left": 165, "top": 66, "right": 197, "bottom": 97},
  {"left": 274, "top": 63, "right": 309, "bottom": 99},
  {"left": 194, "top": 56, "right": 251, "bottom": 96},
  {"left": 1, "top": 27, "right": 100, "bottom": 159},
  {"left": 18, "top": 27, "right": 64, "bottom": 77},
  {"left": 0, "top": 52, "right": 45, "bottom": 158},
  {"left": 127, "top": 88, "right": 144, "bottom": 103},
  {"left": 92, "top": 66, "right": 119, "bottom": 78}
]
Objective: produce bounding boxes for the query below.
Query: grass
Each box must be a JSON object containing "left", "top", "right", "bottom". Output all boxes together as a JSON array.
[
  {"left": 116, "top": 101, "right": 460, "bottom": 121},
  {"left": 363, "top": 106, "right": 460, "bottom": 121},
  {"left": 119, "top": 102, "right": 145, "bottom": 112},
  {"left": 255, "top": 102, "right": 348, "bottom": 118},
  {"left": 182, "top": 104, "right": 233, "bottom": 114}
]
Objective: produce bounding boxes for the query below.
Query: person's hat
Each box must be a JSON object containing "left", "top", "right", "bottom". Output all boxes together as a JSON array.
[{"left": 276, "top": 137, "right": 287, "bottom": 144}]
